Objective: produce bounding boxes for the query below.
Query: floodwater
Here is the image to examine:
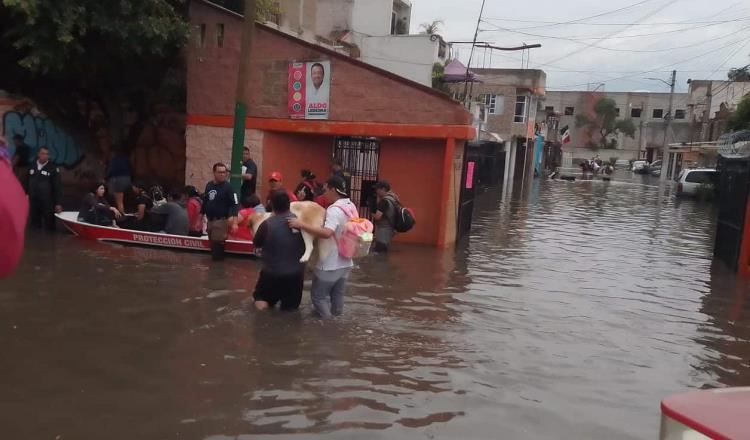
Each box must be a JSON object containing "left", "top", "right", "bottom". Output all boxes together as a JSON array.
[{"left": 2, "top": 173, "right": 749, "bottom": 440}]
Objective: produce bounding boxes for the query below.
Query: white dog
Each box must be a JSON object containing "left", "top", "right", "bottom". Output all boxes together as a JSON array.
[{"left": 248, "top": 201, "right": 333, "bottom": 263}]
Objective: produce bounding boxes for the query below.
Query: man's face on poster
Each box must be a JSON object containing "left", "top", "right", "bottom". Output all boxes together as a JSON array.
[{"left": 311, "top": 64, "right": 325, "bottom": 90}]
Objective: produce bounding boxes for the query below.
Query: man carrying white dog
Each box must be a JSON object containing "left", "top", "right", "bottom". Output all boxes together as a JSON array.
[
  {"left": 288, "top": 176, "right": 355, "bottom": 319},
  {"left": 253, "top": 190, "right": 306, "bottom": 311}
]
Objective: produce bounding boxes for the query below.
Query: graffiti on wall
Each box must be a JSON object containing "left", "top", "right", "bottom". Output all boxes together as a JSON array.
[{"left": 3, "top": 111, "right": 85, "bottom": 168}]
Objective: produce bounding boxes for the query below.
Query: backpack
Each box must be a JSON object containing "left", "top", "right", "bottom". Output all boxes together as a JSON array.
[
  {"left": 333, "top": 203, "right": 374, "bottom": 259},
  {"left": 384, "top": 195, "right": 416, "bottom": 233}
]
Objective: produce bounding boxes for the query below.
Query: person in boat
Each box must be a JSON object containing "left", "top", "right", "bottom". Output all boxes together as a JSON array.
[
  {"left": 265, "top": 171, "right": 297, "bottom": 211},
  {"left": 123, "top": 181, "right": 153, "bottom": 231},
  {"left": 149, "top": 189, "right": 189, "bottom": 236},
  {"left": 252, "top": 190, "right": 305, "bottom": 312},
  {"left": 184, "top": 185, "right": 205, "bottom": 237},
  {"left": 228, "top": 194, "right": 259, "bottom": 242},
  {"left": 78, "top": 182, "right": 122, "bottom": 226}
]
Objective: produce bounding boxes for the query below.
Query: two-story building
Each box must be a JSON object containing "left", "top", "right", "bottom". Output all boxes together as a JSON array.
[
  {"left": 687, "top": 79, "right": 750, "bottom": 142},
  {"left": 538, "top": 90, "right": 694, "bottom": 164}
]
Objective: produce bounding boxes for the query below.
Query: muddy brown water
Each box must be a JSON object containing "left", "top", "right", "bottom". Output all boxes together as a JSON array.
[{"left": 1, "top": 174, "right": 749, "bottom": 440}]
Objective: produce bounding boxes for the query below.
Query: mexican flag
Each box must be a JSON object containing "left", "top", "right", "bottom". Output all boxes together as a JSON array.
[{"left": 560, "top": 125, "right": 571, "bottom": 145}]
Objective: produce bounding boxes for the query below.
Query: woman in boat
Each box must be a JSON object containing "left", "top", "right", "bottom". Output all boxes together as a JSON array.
[
  {"left": 228, "top": 194, "right": 258, "bottom": 242},
  {"left": 78, "top": 182, "right": 122, "bottom": 226}
]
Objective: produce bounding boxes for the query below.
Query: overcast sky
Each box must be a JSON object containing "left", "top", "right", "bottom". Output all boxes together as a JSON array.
[{"left": 409, "top": 0, "right": 750, "bottom": 93}]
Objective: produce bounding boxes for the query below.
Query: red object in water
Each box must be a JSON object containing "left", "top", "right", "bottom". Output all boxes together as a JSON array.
[
  {"left": 0, "top": 162, "right": 28, "bottom": 278},
  {"left": 56, "top": 212, "right": 255, "bottom": 256},
  {"left": 661, "top": 387, "right": 750, "bottom": 440}
]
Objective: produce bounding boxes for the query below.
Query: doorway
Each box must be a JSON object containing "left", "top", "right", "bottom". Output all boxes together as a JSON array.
[{"left": 333, "top": 137, "right": 380, "bottom": 218}]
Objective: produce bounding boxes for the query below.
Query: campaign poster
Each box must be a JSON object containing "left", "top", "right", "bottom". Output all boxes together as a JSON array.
[{"left": 288, "top": 61, "right": 330, "bottom": 120}]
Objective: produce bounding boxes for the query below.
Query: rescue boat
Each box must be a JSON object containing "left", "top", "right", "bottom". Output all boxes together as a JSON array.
[
  {"left": 660, "top": 387, "right": 750, "bottom": 440},
  {"left": 55, "top": 212, "right": 255, "bottom": 256}
]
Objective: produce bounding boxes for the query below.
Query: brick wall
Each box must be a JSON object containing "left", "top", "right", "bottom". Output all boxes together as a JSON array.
[
  {"left": 185, "top": 125, "right": 263, "bottom": 188},
  {"left": 188, "top": 1, "right": 471, "bottom": 126}
]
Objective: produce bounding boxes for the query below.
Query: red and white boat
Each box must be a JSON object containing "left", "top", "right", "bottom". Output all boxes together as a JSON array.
[
  {"left": 55, "top": 212, "right": 255, "bottom": 256},
  {"left": 661, "top": 387, "right": 750, "bottom": 439}
]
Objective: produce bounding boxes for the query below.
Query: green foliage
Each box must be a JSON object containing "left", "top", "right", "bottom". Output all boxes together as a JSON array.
[
  {"left": 0, "top": 0, "right": 190, "bottom": 149},
  {"left": 213, "top": 0, "right": 281, "bottom": 21},
  {"left": 728, "top": 94, "right": 750, "bottom": 131},
  {"left": 420, "top": 20, "right": 443, "bottom": 35},
  {"left": 575, "top": 97, "right": 636, "bottom": 149},
  {"left": 431, "top": 62, "right": 448, "bottom": 92},
  {"left": 728, "top": 66, "right": 750, "bottom": 82}
]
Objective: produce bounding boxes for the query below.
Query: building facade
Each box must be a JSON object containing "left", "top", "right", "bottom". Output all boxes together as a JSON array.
[
  {"left": 687, "top": 80, "right": 750, "bottom": 142},
  {"left": 187, "top": 0, "right": 474, "bottom": 246},
  {"left": 538, "top": 90, "right": 694, "bottom": 163}
]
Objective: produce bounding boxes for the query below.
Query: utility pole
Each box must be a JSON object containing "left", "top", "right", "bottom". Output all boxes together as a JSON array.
[
  {"left": 660, "top": 69, "right": 676, "bottom": 182},
  {"left": 229, "top": 0, "right": 258, "bottom": 194},
  {"left": 462, "top": 0, "right": 486, "bottom": 108}
]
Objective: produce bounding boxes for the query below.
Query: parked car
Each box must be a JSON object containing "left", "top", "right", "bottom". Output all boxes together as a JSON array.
[
  {"left": 632, "top": 160, "right": 649, "bottom": 174},
  {"left": 675, "top": 168, "right": 718, "bottom": 197},
  {"left": 615, "top": 159, "right": 630, "bottom": 168}
]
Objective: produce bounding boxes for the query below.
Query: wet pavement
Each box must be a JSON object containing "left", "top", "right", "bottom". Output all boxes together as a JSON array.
[{"left": 2, "top": 172, "right": 749, "bottom": 440}]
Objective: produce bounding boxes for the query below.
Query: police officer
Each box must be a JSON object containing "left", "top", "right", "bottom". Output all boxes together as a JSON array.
[
  {"left": 23, "top": 146, "right": 62, "bottom": 231},
  {"left": 201, "top": 162, "right": 239, "bottom": 260}
]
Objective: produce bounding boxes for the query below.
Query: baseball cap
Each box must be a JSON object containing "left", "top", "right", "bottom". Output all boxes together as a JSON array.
[
  {"left": 269, "top": 171, "right": 283, "bottom": 182},
  {"left": 326, "top": 175, "right": 348, "bottom": 197}
]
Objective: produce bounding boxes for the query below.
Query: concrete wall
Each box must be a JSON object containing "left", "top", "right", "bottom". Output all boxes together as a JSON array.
[
  {"left": 352, "top": 0, "right": 392, "bottom": 37},
  {"left": 315, "top": 0, "right": 352, "bottom": 37},
  {"left": 360, "top": 35, "right": 439, "bottom": 86},
  {"left": 185, "top": 125, "right": 264, "bottom": 188}
]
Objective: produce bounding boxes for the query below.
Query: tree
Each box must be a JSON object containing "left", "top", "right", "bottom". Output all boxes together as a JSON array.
[
  {"left": 420, "top": 20, "right": 443, "bottom": 35},
  {"left": 728, "top": 66, "right": 750, "bottom": 82},
  {"left": 431, "top": 62, "right": 449, "bottom": 92},
  {"left": 0, "top": 0, "right": 281, "bottom": 154},
  {"left": 575, "top": 97, "right": 636, "bottom": 149},
  {"left": 728, "top": 94, "right": 750, "bottom": 131}
]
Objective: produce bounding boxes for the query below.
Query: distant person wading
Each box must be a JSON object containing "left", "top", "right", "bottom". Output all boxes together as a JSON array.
[{"left": 202, "top": 163, "right": 239, "bottom": 260}]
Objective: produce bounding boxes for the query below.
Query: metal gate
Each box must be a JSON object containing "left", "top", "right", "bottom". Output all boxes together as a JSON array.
[
  {"left": 333, "top": 137, "right": 380, "bottom": 218},
  {"left": 457, "top": 142, "right": 479, "bottom": 240}
]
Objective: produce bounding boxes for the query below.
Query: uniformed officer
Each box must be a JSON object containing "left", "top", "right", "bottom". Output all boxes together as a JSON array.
[
  {"left": 23, "top": 146, "right": 62, "bottom": 230},
  {"left": 201, "top": 162, "right": 238, "bottom": 260}
]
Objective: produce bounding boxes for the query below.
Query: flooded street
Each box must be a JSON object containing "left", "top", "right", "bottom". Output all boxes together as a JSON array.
[{"left": 2, "top": 174, "right": 749, "bottom": 440}]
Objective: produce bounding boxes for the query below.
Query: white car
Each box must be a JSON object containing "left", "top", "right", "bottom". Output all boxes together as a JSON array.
[{"left": 675, "top": 168, "right": 717, "bottom": 196}]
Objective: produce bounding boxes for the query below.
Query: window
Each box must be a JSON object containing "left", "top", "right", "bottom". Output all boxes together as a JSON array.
[
  {"left": 564, "top": 106, "right": 575, "bottom": 115},
  {"left": 652, "top": 109, "right": 664, "bottom": 119},
  {"left": 483, "top": 94, "right": 504, "bottom": 115},
  {"left": 631, "top": 108, "right": 642, "bottom": 118},
  {"left": 391, "top": 12, "right": 397, "bottom": 34},
  {"left": 514, "top": 95, "right": 528, "bottom": 123},
  {"left": 685, "top": 170, "right": 717, "bottom": 184},
  {"left": 198, "top": 23, "right": 206, "bottom": 48},
  {"left": 216, "top": 23, "right": 225, "bottom": 48},
  {"left": 615, "top": 108, "right": 621, "bottom": 117},
  {"left": 675, "top": 109, "right": 686, "bottom": 119},
  {"left": 545, "top": 106, "right": 554, "bottom": 113}
]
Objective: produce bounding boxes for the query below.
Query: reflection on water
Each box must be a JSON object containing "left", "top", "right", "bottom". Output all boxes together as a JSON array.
[{"left": 1, "top": 173, "right": 749, "bottom": 440}]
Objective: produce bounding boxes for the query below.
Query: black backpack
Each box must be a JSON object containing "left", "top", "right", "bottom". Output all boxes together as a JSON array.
[{"left": 385, "top": 196, "right": 416, "bottom": 233}]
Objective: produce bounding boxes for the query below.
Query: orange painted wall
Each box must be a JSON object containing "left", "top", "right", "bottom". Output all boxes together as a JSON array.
[
  {"left": 379, "top": 138, "right": 444, "bottom": 245},
  {"left": 259, "top": 131, "right": 332, "bottom": 199}
]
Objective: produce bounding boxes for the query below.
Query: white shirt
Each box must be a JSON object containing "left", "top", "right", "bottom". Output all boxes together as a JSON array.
[
  {"left": 316, "top": 198, "right": 355, "bottom": 272},
  {"left": 37, "top": 160, "right": 48, "bottom": 171}
]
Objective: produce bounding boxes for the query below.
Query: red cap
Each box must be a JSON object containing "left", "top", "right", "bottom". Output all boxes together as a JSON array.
[{"left": 269, "top": 171, "right": 283, "bottom": 182}]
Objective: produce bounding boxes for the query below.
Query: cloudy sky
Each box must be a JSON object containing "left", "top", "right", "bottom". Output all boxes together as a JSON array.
[{"left": 409, "top": 0, "right": 750, "bottom": 92}]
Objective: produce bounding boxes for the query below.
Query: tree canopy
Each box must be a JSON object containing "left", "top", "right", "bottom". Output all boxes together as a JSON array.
[
  {"left": 575, "top": 97, "right": 636, "bottom": 149},
  {"left": 0, "top": 0, "right": 280, "bottom": 153},
  {"left": 728, "top": 66, "right": 750, "bottom": 82},
  {"left": 728, "top": 94, "right": 750, "bottom": 131}
]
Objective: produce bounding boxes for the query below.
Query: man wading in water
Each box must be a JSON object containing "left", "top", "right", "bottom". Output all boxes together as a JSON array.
[{"left": 201, "top": 163, "right": 239, "bottom": 260}]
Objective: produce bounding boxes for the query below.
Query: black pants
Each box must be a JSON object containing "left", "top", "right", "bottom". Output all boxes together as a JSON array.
[
  {"left": 253, "top": 270, "right": 304, "bottom": 311},
  {"left": 29, "top": 196, "right": 55, "bottom": 230}
]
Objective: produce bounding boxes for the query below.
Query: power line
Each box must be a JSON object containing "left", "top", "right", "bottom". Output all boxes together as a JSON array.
[
  {"left": 478, "top": 18, "right": 750, "bottom": 41},
  {"left": 549, "top": 38, "right": 749, "bottom": 89},
  {"left": 481, "top": 15, "right": 750, "bottom": 28},
  {"left": 480, "top": 0, "right": 656, "bottom": 30},
  {"left": 479, "top": 20, "right": 749, "bottom": 53}
]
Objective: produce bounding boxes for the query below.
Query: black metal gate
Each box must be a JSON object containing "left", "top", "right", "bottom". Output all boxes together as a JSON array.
[
  {"left": 714, "top": 157, "right": 750, "bottom": 271},
  {"left": 333, "top": 137, "right": 380, "bottom": 218},
  {"left": 457, "top": 142, "right": 479, "bottom": 240}
]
